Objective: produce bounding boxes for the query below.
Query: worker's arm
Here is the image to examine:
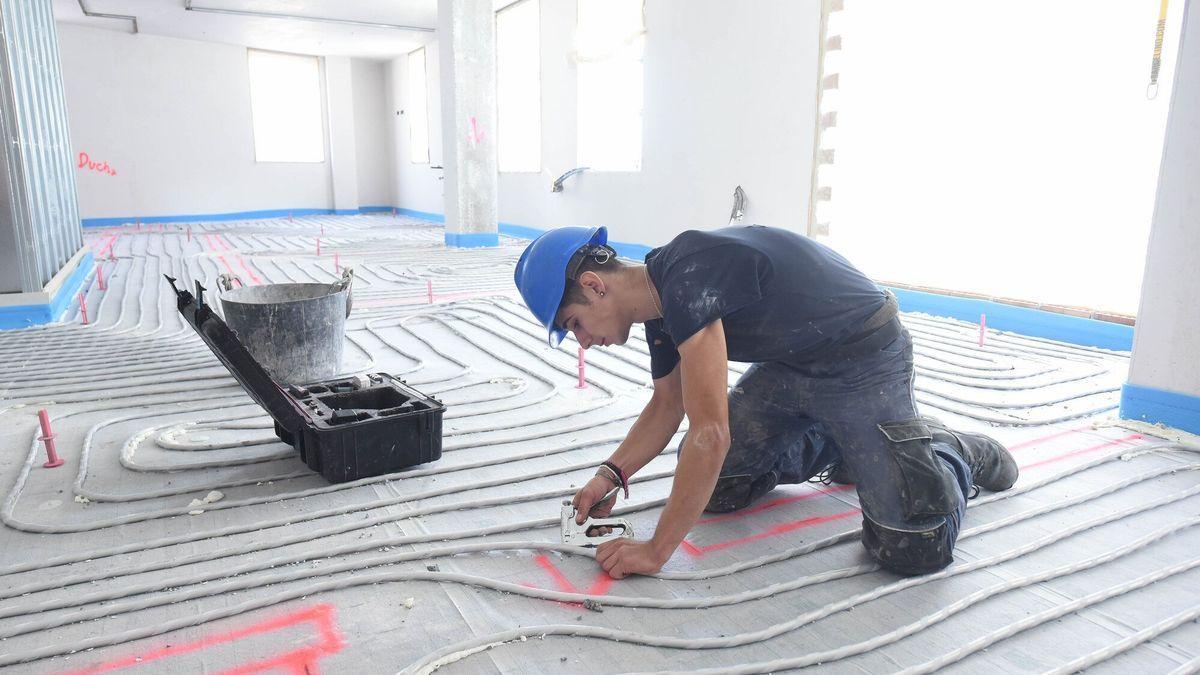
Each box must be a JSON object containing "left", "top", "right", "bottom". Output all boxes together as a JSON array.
[
  {"left": 571, "top": 362, "right": 685, "bottom": 523},
  {"left": 596, "top": 319, "right": 731, "bottom": 578}
]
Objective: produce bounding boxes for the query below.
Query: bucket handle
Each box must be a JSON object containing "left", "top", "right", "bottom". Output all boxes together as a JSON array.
[
  {"left": 333, "top": 268, "right": 354, "bottom": 317},
  {"left": 216, "top": 274, "right": 243, "bottom": 292}
]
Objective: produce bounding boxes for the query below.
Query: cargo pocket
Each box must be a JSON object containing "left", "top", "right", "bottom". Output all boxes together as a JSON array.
[{"left": 877, "top": 420, "right": 961, "bottom": 519}]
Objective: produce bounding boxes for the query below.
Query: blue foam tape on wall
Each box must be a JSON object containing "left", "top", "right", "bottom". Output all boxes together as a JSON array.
[
  {"left": 395, "top": 208, "right": 445, "bottom": 223},
  {"left": 444, "top": 232, "right": 499, "bottom": 248},
  {"left": 1120, "top": 383, "right": 1200, "bottom": 436},
  {"left": 0, "top": 252, "right": 94, "bottom": 330},
  {"left": 884, "top": 286, "right": 1133, "bottom": 351}
]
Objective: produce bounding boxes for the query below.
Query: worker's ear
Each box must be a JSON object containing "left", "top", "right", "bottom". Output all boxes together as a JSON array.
[{"left": 577, "top": 271, "right": 607, "bottom": 298}]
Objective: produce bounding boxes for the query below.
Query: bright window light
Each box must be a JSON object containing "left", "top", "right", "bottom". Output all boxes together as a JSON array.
[
  {"left": 408, "top": 47, "right": 430, "bottom": 164},
  {"left": 247, "top": 50, "right": 324, "bottom": 163},
  {"left": 576, "top": 0, "right": 644, "bottom": 171},
  {"left": 497, "top": 0, "right": 541, "bottom": 173},
  {"left": 824, "top": 1, "right": 1181, "bottom": 315}
]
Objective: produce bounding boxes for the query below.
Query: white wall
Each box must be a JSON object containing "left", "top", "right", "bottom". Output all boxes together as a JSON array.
[
  {"left": 352, "top": 60, "right": 394, "bottom": 207},
  {"left": 57, "top": 24, "right": 334, "bottom": 218},
  {"left": 57, "top": 26, "right": 396, "bottom": 220},
  {"left": 1128, "top": 0, "right": 1200, "bottom": 398},
  {"left": 389, "top": 0, "right": 820, "bottom": 245},
  {"left": 388, "top": 45, "right": 446, "bottom": 216}
]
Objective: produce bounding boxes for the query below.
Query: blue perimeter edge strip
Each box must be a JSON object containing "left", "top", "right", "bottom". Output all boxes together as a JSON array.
[
  {"left": 76, "top": 207, "right": 1128, "bottom": 351},
  {"left": 1120, "top": 384, "right": 1200, "bottom": 436},
  {"left": 884, "top": 286, "right": 1133, "bottom": 352},
  {"left": 0, "top": 252, "right": 95, "bottom": 330}
]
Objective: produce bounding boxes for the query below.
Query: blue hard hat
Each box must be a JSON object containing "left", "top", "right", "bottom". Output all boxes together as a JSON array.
[{"left": 514, "top": 225, "right": 608, "bottom": 346}]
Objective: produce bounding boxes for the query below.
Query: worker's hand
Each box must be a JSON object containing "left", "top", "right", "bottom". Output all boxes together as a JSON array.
[
  {"left": 572, "top": 475, "right": 618, "bottom": 529},
  {"left": 595, "top": 538, "right": 670, "bottom": 579}
]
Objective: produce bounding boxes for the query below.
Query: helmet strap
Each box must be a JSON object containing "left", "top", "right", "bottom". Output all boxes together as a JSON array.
[{"left": 566, "top": 244, "right": 616, "bottom": 281}]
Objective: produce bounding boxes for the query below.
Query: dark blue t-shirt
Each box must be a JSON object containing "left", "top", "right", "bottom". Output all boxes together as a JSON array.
[{"left": 643, "top": 226, "right": 887, "bottom": 379}]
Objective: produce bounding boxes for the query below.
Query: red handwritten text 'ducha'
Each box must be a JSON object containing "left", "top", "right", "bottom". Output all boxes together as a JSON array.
[{"left": 77, "top": 151, "right": 117, "bottom": 176}]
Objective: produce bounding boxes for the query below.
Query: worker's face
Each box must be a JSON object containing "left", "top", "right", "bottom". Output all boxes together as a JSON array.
[{"left": 555, "top": 274, "right": 631, "bottom": 350}]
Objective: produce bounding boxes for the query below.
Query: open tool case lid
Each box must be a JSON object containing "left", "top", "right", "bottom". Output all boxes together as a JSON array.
[
  {"left": 165, "top": 276, "right": 308, "bottom": 430},
  {"left": 166, "top": 275, "right": 445, "bottom": 483}
]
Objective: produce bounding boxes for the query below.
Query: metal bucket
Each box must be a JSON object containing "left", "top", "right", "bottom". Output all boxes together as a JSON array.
[{"left": 218, "top": 270, "right": 353, "bottom": 384}]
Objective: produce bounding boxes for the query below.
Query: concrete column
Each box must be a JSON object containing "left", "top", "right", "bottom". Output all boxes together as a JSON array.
[
  {"left": 1121, "top": 0, "right": 1200, "bottom": 434},
  {"left": 325, "top": 56, "right": 360, "bottom": 214},
  {"left": 437, "top": 0, "right": 499, "bottom": 248}
]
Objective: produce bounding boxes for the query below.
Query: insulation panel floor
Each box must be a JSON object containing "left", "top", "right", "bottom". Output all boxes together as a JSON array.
[{"left": 0, "top": 215, "right": 1196, "bottom": 674}]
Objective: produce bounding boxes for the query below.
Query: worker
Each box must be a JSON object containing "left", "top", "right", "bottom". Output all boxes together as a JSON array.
[{"left": 513, "top": 225, "right": 1018, "bottom": 579}]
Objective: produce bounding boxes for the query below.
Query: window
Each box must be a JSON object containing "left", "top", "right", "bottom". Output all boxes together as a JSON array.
[
  {"left": 575, "top": 0, "right": 644, "bottom": 171},
  {"left": 496, "top": 0, "right": 541, "bottom": 172},
  {"left": 824, "top": 1, "right": 1181, "bottom": 315},
  {"left": 407, "top": 47, "right": 430, "bottom": 164},
  {"left": 247, "top": 50, "right": 324, "bottom": 163}
]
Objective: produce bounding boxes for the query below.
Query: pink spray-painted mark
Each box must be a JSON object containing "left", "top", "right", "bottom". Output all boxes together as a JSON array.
[
  {"left": 37, "top": 409, "right": 64, "bottom": 468},
  {"left": 216, "top": 255, "right": 239, "bottom": 280},
  {"left": 427, "top": 279, "right": 434, "bottom": 304},
  {"left": 979, "top": 313, "right": 987, "bottom": 347},
  {"left": 466, "top": 116, "right": 485, "bottom": 147},
  {"left": 67, "top": 603, "right": 345, "bottom": 675},
  {"left": 523, "top": 554, "right": 614, "bottom": 608},
  {"left": 237, "top": 257, "right": 262, "bottom": 285},
  {"left": 96, "top": 263, "right": 106, "bottom": 291},
  {"left": 94, "top": 233, "right": 118, "bottom": 259}
]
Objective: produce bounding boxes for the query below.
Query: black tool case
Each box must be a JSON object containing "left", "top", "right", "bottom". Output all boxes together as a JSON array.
[{"left": 166, "top": 276, "right": 444, "bottom": 482}]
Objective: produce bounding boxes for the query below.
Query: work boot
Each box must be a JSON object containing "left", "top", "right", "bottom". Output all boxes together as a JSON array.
[{"left": 921, "top": 416, "right": 1018, "bottom": 492}]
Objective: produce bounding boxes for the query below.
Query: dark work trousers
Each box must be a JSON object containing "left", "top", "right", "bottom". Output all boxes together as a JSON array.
[{"left": 697, "top": 319, "right": 973, "bottom": 575}]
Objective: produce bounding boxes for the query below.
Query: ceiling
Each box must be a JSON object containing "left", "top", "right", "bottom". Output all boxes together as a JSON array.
[{"left": 53, "top": 0, "right": 440, "bottom": 60}]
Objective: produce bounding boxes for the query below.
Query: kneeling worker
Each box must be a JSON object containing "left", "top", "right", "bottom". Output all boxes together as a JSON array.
[{"left": 513, "top": 225, "right": 1017, "bottom": 579}]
